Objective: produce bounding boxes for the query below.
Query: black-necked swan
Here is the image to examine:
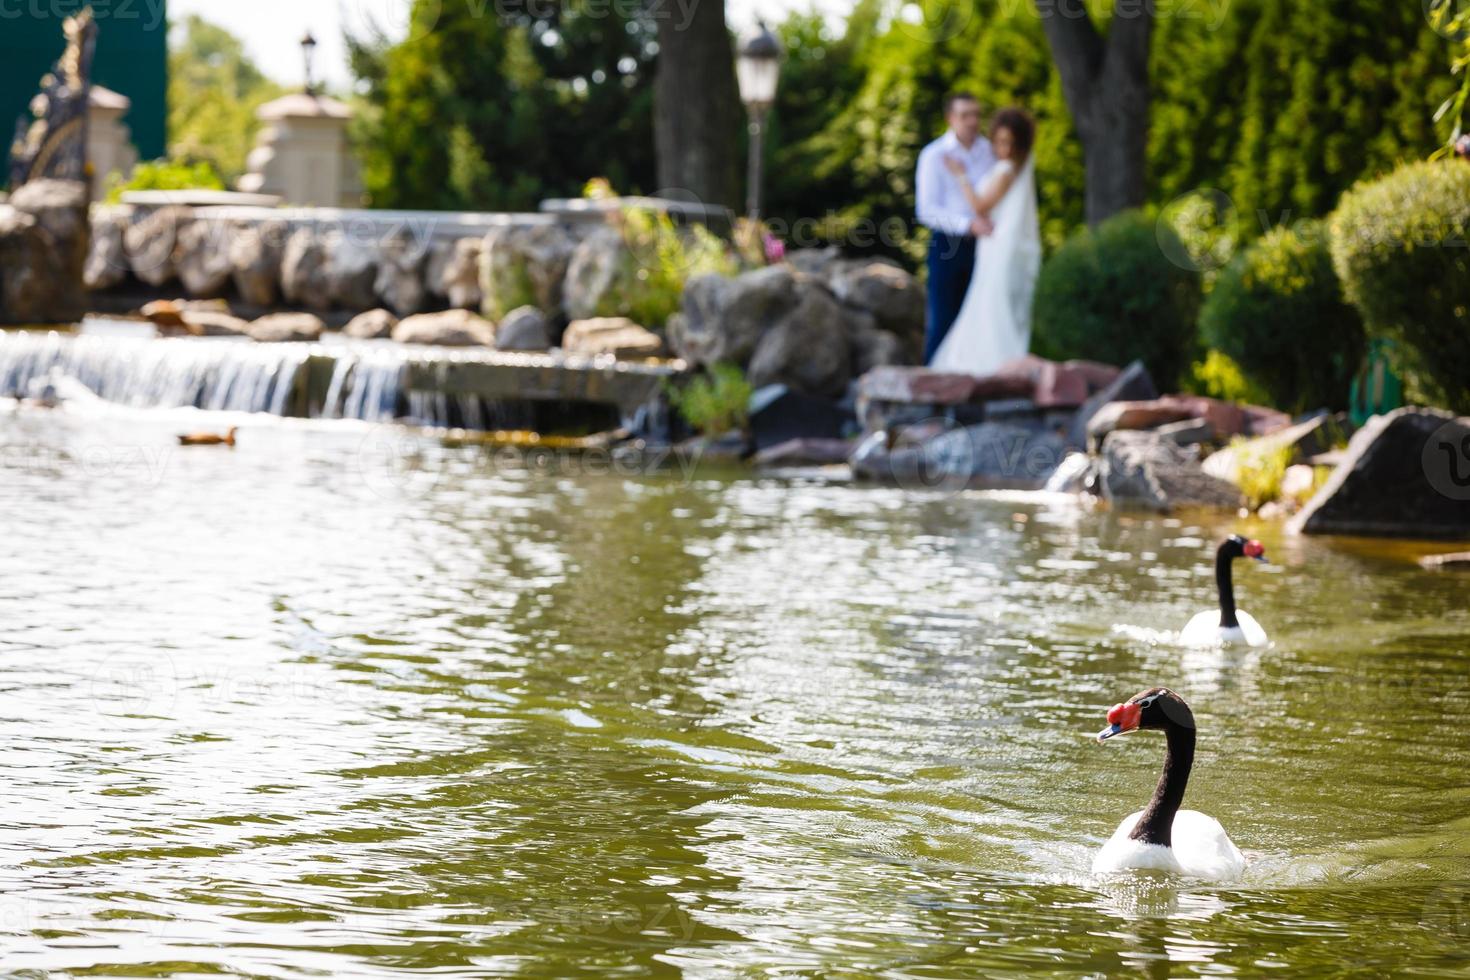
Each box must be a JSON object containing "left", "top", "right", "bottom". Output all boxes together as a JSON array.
[
  {"left": 1179, "top": 535, "right": 1268, "bottom": 647},
  {"left": 1091, "top": 687, "right": 1246, "bottom": 879}
]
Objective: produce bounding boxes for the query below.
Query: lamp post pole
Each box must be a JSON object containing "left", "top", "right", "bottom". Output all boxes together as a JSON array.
[
  {"left": 301, "top": 31, "right": 318, "bottom": 96},
  {"left": 736, "top": 23, "right": 783, "bottom": 223}
]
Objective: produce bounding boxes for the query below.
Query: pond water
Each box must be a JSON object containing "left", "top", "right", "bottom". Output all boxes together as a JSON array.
[{"left": 2, "top": 403, "right": 1469, "bottom": 977}]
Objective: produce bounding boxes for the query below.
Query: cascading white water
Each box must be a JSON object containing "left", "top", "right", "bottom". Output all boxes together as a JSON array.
[{"left": 0, "top": 330, "right": 403, "bottom": 423}]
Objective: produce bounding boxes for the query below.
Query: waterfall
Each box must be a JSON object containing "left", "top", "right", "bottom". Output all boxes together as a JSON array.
[{"left": 0, "top": 330, "right": 403, "bottom": 423}]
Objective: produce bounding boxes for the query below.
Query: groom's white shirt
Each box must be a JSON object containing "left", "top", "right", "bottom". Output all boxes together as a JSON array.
[{"left": 916, "top": 130, "right": 997, "bottom": 237}]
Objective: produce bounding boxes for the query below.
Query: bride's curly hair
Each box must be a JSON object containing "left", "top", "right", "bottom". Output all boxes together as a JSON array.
[{"left": 991, "top": 107, "right": 1036, "bottom": 165}]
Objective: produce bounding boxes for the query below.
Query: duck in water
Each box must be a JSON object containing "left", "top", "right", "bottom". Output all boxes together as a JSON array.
[{"left": 178, "top": 427, "right": 238, "bottom": 447}]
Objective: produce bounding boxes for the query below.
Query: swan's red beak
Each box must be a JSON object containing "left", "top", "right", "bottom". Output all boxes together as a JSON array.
[
  {"left": 1243, "top": 539, "right": 1267, "bottom": 562},
  {"left": 1097, "top": 701, "right": 1141, "bottom": 742}
]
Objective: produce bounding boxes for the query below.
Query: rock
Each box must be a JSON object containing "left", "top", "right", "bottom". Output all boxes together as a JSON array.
[
  {"left": 124, "top": 205, "right": 190, "bottom": 287},
  {"left": 1202, "top": 412, "right": 1350, "bottom": 483},
  {"left": 562, "top": 317, "right": 664, "bottom": 359},
  {"left": 280, "top": 229, "right": 331, "bottom": 310},
  {"left": 747, "top": 285, "right": 852, "bottom": 398},
  {"left": 668, "top": 265, "right": 798, "bottom": 367},
  {"left": 180, "top": 309, "right": 250, "bottom": 337},
  {"left": 1155, "top": 418, "right": 1215, "bottom": 446},
  {"left": 1420, "top": 551, "right": 1470, "bottom": 570},
  {"left": 229, "top": 220, "right": 288, "bottom": 307},
  {"left": 424, "top": 240, "right": 455, "bottom": 300},
  {"left": 1086, "top": 400, "right": 1197, "bottom": 444},
  {"left": 0, "top": 209, "right": 59, "bottom": 323},
  {"left": 481, "top": 223, "right": 578, "bottom": 318},
  {"left": 392, "top": 309, "right": 496, "bottom": 347},
  {"left": 141, "top": 298, "right": 231, "bottom": 332},
  {"left": 561, "top": 227, "right": 628, "bottom": 320},
  {"left": 85, "top": 210, "right": 129, "bottom": 291},
  {"left": 494, "top": 306, "right": 552, "bottom": 352},
  {"left": 176, "top": 220, "right": 233, "bottom": 297},
  {"left": 374, "top": 233, "right": 430, "bottom": 315},
  {"left": 749, "top": 384, "right": 853, "bottom": 451},
  {"left": 826, "top": 258, "right": 925, "bottom": 346},
  {"left": 752, "top": 437, "right": 855, "bottom": 468},
  {"left": 247, "top": 312, "right": 325, "bottom": 343},
  {"left": 1068, "top": 359, "right": 1157, "bottom": 448},
  {"left": 784, "top": 246, "right": 842, "bottom": 276},
  {"left": 325, "top": 234, "right": 379, "bottom": 311},
  {"left": 852, "top": 421, "right": 1068, "bottom": 490},
  {"left": 437, "top": 237, "right": 483, "bottom": 310},
  {"left": 857, "top": 366, "right": 989, "bottom": 406},
  {"left": 1288, "top": 408, "right": 1470, "bottom": 540},
  {"left": 1097, "top": 430, "right": 1245, "bottom": 513},
  {"left": 995, "top": 354, "right": 1111, "bottom": 409},
  {"left": 10, "top": 180, "right": 88, "bottom": 294},
  {"left": 344, "top": 308, "right": 398, "bottom": 340},
  {"left": 1087, "top": 394, "right": 1290, "bottom": 448}
]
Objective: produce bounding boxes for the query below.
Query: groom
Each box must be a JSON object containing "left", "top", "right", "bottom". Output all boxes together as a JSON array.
[{"left": 916, "top": 93, "right": 997, "bottom": 364}]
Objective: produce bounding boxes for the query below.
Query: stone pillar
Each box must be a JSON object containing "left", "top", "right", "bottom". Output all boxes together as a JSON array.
[
  {"left": 87, "top": 85, "right": 139, "bottom": 199},
  {"left": 238, "top": 93, "right": 363, "bottom": 208}
]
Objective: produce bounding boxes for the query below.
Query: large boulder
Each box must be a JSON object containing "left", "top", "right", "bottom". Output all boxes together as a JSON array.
[
  {"left": 668, "top": 265, "right": 798, "bottom": 367},
  {"left": 85, "top": 210, "right": 129, "bottom": 291},
  {"left": 494, "top": 306, "right": 551, "bottom": 352},
  {"left": 176, "top": 220, "right": 233, "bottom": 297},
  {"left": 826, "top": 258, "right": 925, "bottom": 347},
  {"left": 1288, "top": 408, "right": 1470, "bottom": 540},
  {"left": 325, "top": 234, "right": 379, "bottom": 311},
  {"left": 746, "top": 285, "right": 852, "bottom": 397},
  {"left": 848, "top": 313, "right": 906, "bottom": 377},
  {"left": 561, "top": 227, "right": 627, "bottom": 320},
  {"left": 280, "top": 229, "right": 331, "bottom": 310},
  {"left": 436, "top": 237, "right": 483, "bottom": 310},
  {"left": 374, "top": 233, "right": 430, "bottom": 315},
  {"left": 392, "top": 309, "right": 495, "bottom": 347},
  {"left": 124, "top": 205, "right": 189, "bottom": 288},
  {"left": 10, "top": 180, "right": 88, "bottom": 298},
  {"left": 344, "top": 308, "right": 398, "bottom": 340},
  {"left": 562, "top": 317, "right": 664, "bottom": 359},
  {"left": 481, "top": 223, "right": 578, "bottom": 318},
  {"left": 247, "top": 312, "right": 325, "bottom": 343},
  {"left": 1097, "top": 430, "right": 1245, "bottom": 513},
  {"left": 852, "top": 421, "right": 1069, "bottom": 490},
  {"left": 0, "top": 209, "right": 60, "bottom": 322},
  {"left": 229, "top": 219, "right": 287, "bottom": 307}
]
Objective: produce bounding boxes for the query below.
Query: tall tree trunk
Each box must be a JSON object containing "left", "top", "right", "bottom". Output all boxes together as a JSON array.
[
  {"left": 1037, "top": 0, "right": 1153, "bottom": 225},
  {"left": 653, "top": 0, "right": 740, "bottom": 210}
]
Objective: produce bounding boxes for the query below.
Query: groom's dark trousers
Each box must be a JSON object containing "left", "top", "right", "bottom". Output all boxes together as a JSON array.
[{"left": 923, "top": 231, "right": 977, "bottom": 364}]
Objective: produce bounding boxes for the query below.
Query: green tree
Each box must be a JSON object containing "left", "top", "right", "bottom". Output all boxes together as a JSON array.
[{"left": 167, "top": 15, "right": 282, "bottom": 180}]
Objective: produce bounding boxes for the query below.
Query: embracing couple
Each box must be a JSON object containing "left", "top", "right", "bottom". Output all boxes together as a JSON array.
[{"left": 917, "top": 93, "right": 1041, "bottom": 375}]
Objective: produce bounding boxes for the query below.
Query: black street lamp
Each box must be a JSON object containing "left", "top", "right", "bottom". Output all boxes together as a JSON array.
[
  {"left": 736, "top": 22, "right": 783, "bottom": 221},
  {"left": 301, "top": 31, "right": 319, "bottom": 96}
]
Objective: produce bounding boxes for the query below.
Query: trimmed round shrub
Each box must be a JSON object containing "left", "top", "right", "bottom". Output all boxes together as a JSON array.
[
  {"left": 1329, "top": 160, "right": 1470, "bottom": 412},
  {"left": 1200, "top": 220, "right": 1364, "bottom": 413},
  {"left": 1032, "top": 210, "right": 1202, "bottom": 389}
]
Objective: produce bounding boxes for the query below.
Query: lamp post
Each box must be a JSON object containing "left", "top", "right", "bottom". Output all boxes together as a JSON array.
[
  {"left": 736, "top": 22, "right": 782, "bottom": 221},
  {"left": 301, "top": 31, "right": 319, "bottom": 96}
]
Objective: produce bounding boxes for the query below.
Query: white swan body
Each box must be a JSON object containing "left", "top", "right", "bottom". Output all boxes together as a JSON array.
[
  {"left": 1179, "top": 609, "right": 1268, "bottom": 648},
  {"left": 1093, "top": 809, "right": 1246, "bottom": 880}
]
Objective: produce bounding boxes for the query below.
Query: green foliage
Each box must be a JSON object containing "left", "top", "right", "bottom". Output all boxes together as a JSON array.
[
  {"left": 1032, "top": 211, "right": 1202, "bottom": 389},
  {"left": 1329, "top": 160, "right": 1470, "bottom": 411},
  {"left": 1428, "top": 0, "right": 1470, "bottom": 154},
  {"left": 667, "top": 363, "right": 752, "bottom": 436},
  {"left": 1229, "top": 437, "right": 1297, "bottom": 509},
  {"left": 1200, "top": 220, "right": 1364, "bottom": 413},
  {"left": 105, "top": 158, "right": 226, "bottom": 204},
  {"left": 1184, "top": 350, "right": 1273, "bottom": 407},
  {"left": 167, "top": 16, "right": 282, "bottom": 180},
  {"left": 349, "top": 0, "right": 657, "bottom": 211}
]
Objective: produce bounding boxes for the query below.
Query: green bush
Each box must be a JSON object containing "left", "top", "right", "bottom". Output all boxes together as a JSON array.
[
  {"left": 667, "top": 363, "right": 752, "bottom": 436},
  {"left": 1032, "top": 210, "right": 1202, "bottom": 389},
  {"left": 1184, "top": 350, "right": 1273, "bottom": 406},
  {"left": 1200, "top": 220, "right": 1364, "bottom": 413},
  {"left": 105, "top": 158, "right": 225, "bottom": 204},
  {"left": 1329, "top": 160, "right": 1470, "bottom": 411}
]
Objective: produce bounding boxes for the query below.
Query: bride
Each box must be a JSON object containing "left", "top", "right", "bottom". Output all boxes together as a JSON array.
[{"left": 930, "top": 108, "right": 1041, "bottom": 376}]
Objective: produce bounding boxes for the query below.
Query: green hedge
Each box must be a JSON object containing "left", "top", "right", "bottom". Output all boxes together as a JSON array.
[
  {"left": 1200, "top": 220, "right": 1364, "bottom": 413},
  {"left": 1032, "top": 210, "right": 1202, "bottom": 389},
  {"left": 1329, "top": 160, "right": 1470, "bottom": 412}
]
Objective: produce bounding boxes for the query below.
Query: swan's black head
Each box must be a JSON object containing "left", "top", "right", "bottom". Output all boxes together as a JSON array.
[
  {"left": 1096, "top": 687, "right": 1196, "bottom": 743},
  {"left": 1220, "top": 534, "right": 1267, "bottom": 563}
]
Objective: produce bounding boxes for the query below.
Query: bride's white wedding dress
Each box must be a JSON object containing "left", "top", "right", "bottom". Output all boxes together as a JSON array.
[{"left": 931, "top": 157, "right": 1041, "bottom": 376}]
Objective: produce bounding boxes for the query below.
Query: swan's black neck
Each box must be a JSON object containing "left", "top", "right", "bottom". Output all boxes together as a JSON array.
[
  {"left": 1127, "top": 725, "right": 1195, "bottom": 847},
  {"left": 1215, "top": 547, "right": 1239, "bottom": 629}
]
